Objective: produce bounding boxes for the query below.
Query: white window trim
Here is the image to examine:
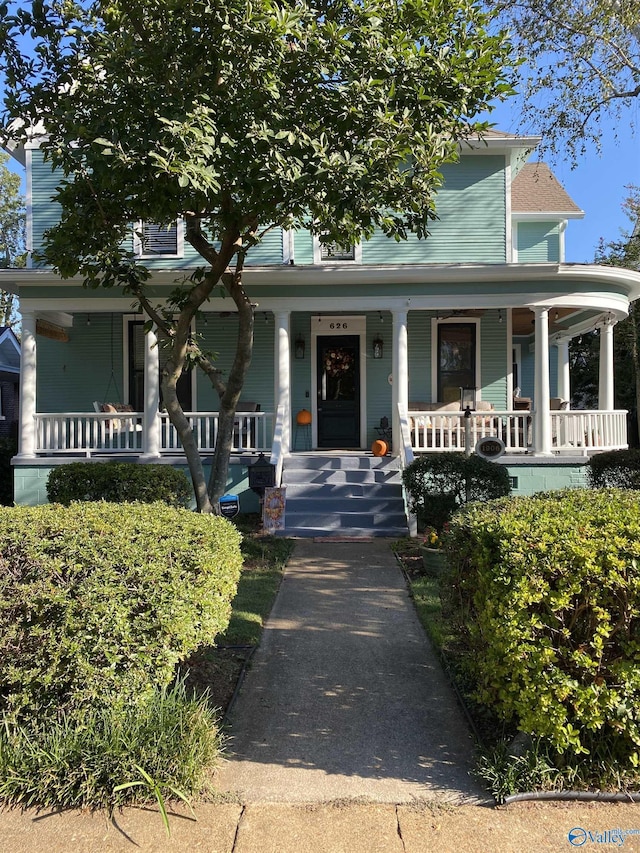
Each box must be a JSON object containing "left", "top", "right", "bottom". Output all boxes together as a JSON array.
[
  {"left": 312, "top": 235, "right": 362, "bottom": 265},
  {"left": 133, "top": 218, "right": 184, "bottom": 259}
]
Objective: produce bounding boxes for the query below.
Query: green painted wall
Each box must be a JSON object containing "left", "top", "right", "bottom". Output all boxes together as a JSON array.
[
  {"left": 30, "top": 150, "right": 284, "bottom": 268},
  {"left": 37, "top": 314, "right": 122, "bottom": 411},
  {"left": 30, "top": 150, "right": 507, "bottom": 267},
  {"left": 517, "top": 222, "right": 561, "bottom": 263},
  {"left": 505, "top": 462, "right": 588, "bottom": 494},
  {"left": 361, "top": 157, "right": 507, "bottom": 264},
  {"left": 14, "top": 458, "right": 260, "bottom": 512}
]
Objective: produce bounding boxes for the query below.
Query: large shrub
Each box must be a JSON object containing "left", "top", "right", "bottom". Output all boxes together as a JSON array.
[
  {"left": 0, "top": 502, "right": 242, "bottom": 723},
  {"left": 402, "top": 453, "right": 511, "bottom": 531},
  {"left": 446, "top": 489, "right": 640, "bottom": 764},
  {"left": 587, "top": 449, "right": 640, "bottom": 489},
  {"left": 46, "top": 461, "right": 192, "bottom": 507}
]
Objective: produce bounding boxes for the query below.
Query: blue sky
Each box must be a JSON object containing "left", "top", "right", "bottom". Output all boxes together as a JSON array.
[{"left": 487, "top": 98, "right": 640, "bottom": 264}]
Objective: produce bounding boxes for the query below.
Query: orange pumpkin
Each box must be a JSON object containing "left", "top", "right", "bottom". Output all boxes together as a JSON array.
[
  {"left": 296, "top": 409, "right": 312, "bottom": 425},
  {"left": 371, "top": 439, "right": 388, "bottom": 457}
]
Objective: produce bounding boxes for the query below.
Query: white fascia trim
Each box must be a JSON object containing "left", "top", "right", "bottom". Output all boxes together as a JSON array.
[
  {"left": 0, "top": 328, "right": 21, "bottom": 354},
  {"left": 512, "top": 211, "right": 585, "bottom": 221}
]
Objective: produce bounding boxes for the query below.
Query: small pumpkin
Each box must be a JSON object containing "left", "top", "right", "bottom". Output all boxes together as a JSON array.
[
  {"left": 296, "top": 409, "right": 312, "bottom": 425},
  {"left": 371, "top": 439, "right": 388, "bottom": 457}
]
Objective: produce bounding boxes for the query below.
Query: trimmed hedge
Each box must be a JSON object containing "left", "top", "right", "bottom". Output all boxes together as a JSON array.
[
  {"left": 587, "top": 449, "right": 640, "bottom": 490},
  {"left": 0, "top": 502, "right": 242, "bottom": 724},
  {"left": 446, "top": 489, "right": 640, "bottom": 763},
  {"left": 402, "top": 452, "right": 511, "bottom": 531},
  {"left": 46, "top": 461, "right": 192, "bottom": 507}
]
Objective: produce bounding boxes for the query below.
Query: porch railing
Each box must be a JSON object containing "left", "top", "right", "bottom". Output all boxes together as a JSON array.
[
  {"left": 408, "top": 409, "right": 628, "bottom": 455},
  {"left": 159, "top": 411, "right": 273, "bottom": 454},
  {"left": 35, "top": 412, "right": 143, "bottom": 456},
  {"left": 550, "top": 409, "right": 627, "bottom": 453},
  {"left": 409, "top": 410, "right": 532, "bottom": 453},
  {"left": 34, "top": 410, "right": 273, "bottom": 456}
]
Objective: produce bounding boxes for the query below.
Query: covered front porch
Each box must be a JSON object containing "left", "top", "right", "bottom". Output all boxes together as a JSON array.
[{"left": 11, "top": 262, "right": 640, "bottom": 508}]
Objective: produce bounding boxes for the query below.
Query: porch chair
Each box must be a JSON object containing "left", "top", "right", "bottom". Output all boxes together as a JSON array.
[{"left": 92, "top": 401, "right": 143, "bottom": 442}]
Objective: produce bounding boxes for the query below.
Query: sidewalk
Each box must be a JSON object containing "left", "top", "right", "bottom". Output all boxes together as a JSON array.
[
  {"left": 4, "top": 539, "right": 640, "bottom": 851},
  {"left": 214, "top": 539, "right": 482, "bottom": 803}
]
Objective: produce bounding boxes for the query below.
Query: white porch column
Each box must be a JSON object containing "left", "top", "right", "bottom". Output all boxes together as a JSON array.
[
  {"left": 598, "top": 319, "right": 615, "bottom": 411},
  {"left": 392, "top": 309, "right": 408, "bottom": 456},
  {"left": 275, "top": 311, "right": 291, "bottom": 455},
  {"left": 142, "top": 325, "right": 161, "bottom": 458},
  {"left": 556, "top": 339, "right": 571, "bottom": 406},
  {"left": 18, "top": 311, "right": 37, "bottom": 458},
  {"left": 533, "top": 307, "right": 552, "bottom": 455}
]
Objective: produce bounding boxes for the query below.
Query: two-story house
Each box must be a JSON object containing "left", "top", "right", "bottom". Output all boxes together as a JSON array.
[{"left": 3, "top": 130, "right": 640, "bottom": 536}]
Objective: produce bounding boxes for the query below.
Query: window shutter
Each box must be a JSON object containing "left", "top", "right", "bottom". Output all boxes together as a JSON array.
[
  {"left": 320, "top": 241, "right": 355, "bottom": 261},
  {"left": 139, "top": 221, "right": 179, "bottom": 256}
]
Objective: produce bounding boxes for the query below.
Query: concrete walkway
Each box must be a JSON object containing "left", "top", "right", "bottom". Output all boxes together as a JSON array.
[
  {"left": 214, "top": 539, "right": 484, "bottom": 804},
  {"left": 5, "top": 539, "right": 640, "bottom": 850}
]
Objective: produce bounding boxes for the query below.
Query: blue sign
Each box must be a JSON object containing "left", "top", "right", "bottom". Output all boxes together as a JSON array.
[{"left": 219, "top": 494, "right": 240, "bottom": 519}]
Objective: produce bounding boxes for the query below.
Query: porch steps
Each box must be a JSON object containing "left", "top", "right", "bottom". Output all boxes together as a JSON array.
[{"left": 280, "top": 453, "right": 408, "bottom": 538}]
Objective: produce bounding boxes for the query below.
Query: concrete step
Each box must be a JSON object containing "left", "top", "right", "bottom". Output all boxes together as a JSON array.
[
  {"left": 280, "top": 453, "right": 408, "bottom": 538},
  {"left": 284, "top": 482, "right": 401, "bottom": 499}
]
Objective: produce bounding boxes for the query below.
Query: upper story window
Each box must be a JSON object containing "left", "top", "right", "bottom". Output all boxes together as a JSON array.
[
  {"left": 313, "top": 234, "right": 362, "bottom": 264},
  {"left": 134, "top": 220, "right": 184, "bottom": 258}
]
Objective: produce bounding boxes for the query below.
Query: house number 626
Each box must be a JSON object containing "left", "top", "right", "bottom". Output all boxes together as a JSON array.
[{"left": 329, "top": 322, "right": 348, "bottom": 329}]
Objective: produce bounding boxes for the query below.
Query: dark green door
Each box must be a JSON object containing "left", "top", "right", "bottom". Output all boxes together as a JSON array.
[{"left": 317, "top": 335, "right": 360, "bottom": 448}]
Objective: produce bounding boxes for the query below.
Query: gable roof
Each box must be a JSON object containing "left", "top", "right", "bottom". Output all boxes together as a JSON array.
[{"left": 512, "top": 163, "right": 583, "bottom": 218}]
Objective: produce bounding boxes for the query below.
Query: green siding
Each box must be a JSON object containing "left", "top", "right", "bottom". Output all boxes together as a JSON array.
[
  {"left": 480, "top": 313, "right": 508, "bottom": 408},
  {"left": 37, "top": 314, "right": 123, "bottom": 411},
  {"left": 31, "top": 150, "right": 61, "bottom": 268},
  {"left": 196, "top": 315, "right": 275, "bottom": 413},
  {"left": 517, "top": 222, "right": 561, "bottom": 263},
  {"left": 365, "top": 312, "right": 393, "bottom": 446},
  {"left": 407, "top": 312, "right": 433, "bottom": 402},
  {"left": 363, "top": 157, "right": 507, "bottom": 264}
]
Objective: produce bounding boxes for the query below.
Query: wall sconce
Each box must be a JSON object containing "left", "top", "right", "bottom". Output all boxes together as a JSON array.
[
  {"left": 372, "top": 336, "right": 384, "bottom": 359},
  {"left": 294, "top": 335, "right": 306, "bottom": 359}
]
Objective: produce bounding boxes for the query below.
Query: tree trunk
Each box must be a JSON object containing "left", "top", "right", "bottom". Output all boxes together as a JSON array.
[{"left": 207, "top": 273, "right": 255, "bottom": 506}]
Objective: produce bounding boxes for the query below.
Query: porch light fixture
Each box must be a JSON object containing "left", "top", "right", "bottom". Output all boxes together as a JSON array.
[
  {"left": 372, "top": 335, "right": 384, "bottom": 359},
  {"left": 498, "top": 309, "right": 503, "bottom": 324},
  {"left": 460, "top": 387, "right": 477, "bottom": 411},
  {"left": 295, "top": 335, "right": 306, "bottom": 359}
]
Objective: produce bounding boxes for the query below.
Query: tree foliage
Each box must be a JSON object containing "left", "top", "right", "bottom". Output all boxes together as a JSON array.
[
  {"left": 0, "top": 0, "right": 515, "bottom": 510},
  {"left": 570, "top": 188, "right": 640, "bottom": 434},
  {"left": 495, "top": 0, "right": 640, "bottom": 159},
  {"left": 0, "top": 149, "right": 25, "bottom": 327}
]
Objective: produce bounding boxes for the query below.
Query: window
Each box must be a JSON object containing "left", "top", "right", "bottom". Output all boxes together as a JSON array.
[
  {"left": 313, "top": 234, "right": 362, "bottom": 264},
  {"left": 134, "top": 220, "right": 183, "bottom": 258},
  {"left": 437, "top": 323, "right": 477, "bottom": 404}
]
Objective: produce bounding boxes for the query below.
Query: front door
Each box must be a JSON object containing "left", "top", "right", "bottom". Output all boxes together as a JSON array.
[{"left": 316, "top": 335, "right": 360, "bottom": 448}]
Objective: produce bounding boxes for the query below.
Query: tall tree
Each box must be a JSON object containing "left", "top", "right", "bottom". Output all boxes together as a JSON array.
[
  {"left": 593, "top": 187, "right": 640, "bottom": 441},
  {"left": 494, "top": 0, "right": 640, "bottom": 159},
  {"left": 0, "top": 0, "right": 514, "bottom": 512},
  {"left": 0, "top": 149, "right": 25, "bottom": 327}
]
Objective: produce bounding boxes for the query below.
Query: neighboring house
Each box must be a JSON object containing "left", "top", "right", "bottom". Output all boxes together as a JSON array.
[
  {"left": 3, "top": 130, "right": 640, "bottom": 536},
  {"left": 0, "top": 326, "right": 20, "bottom": 441}
]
